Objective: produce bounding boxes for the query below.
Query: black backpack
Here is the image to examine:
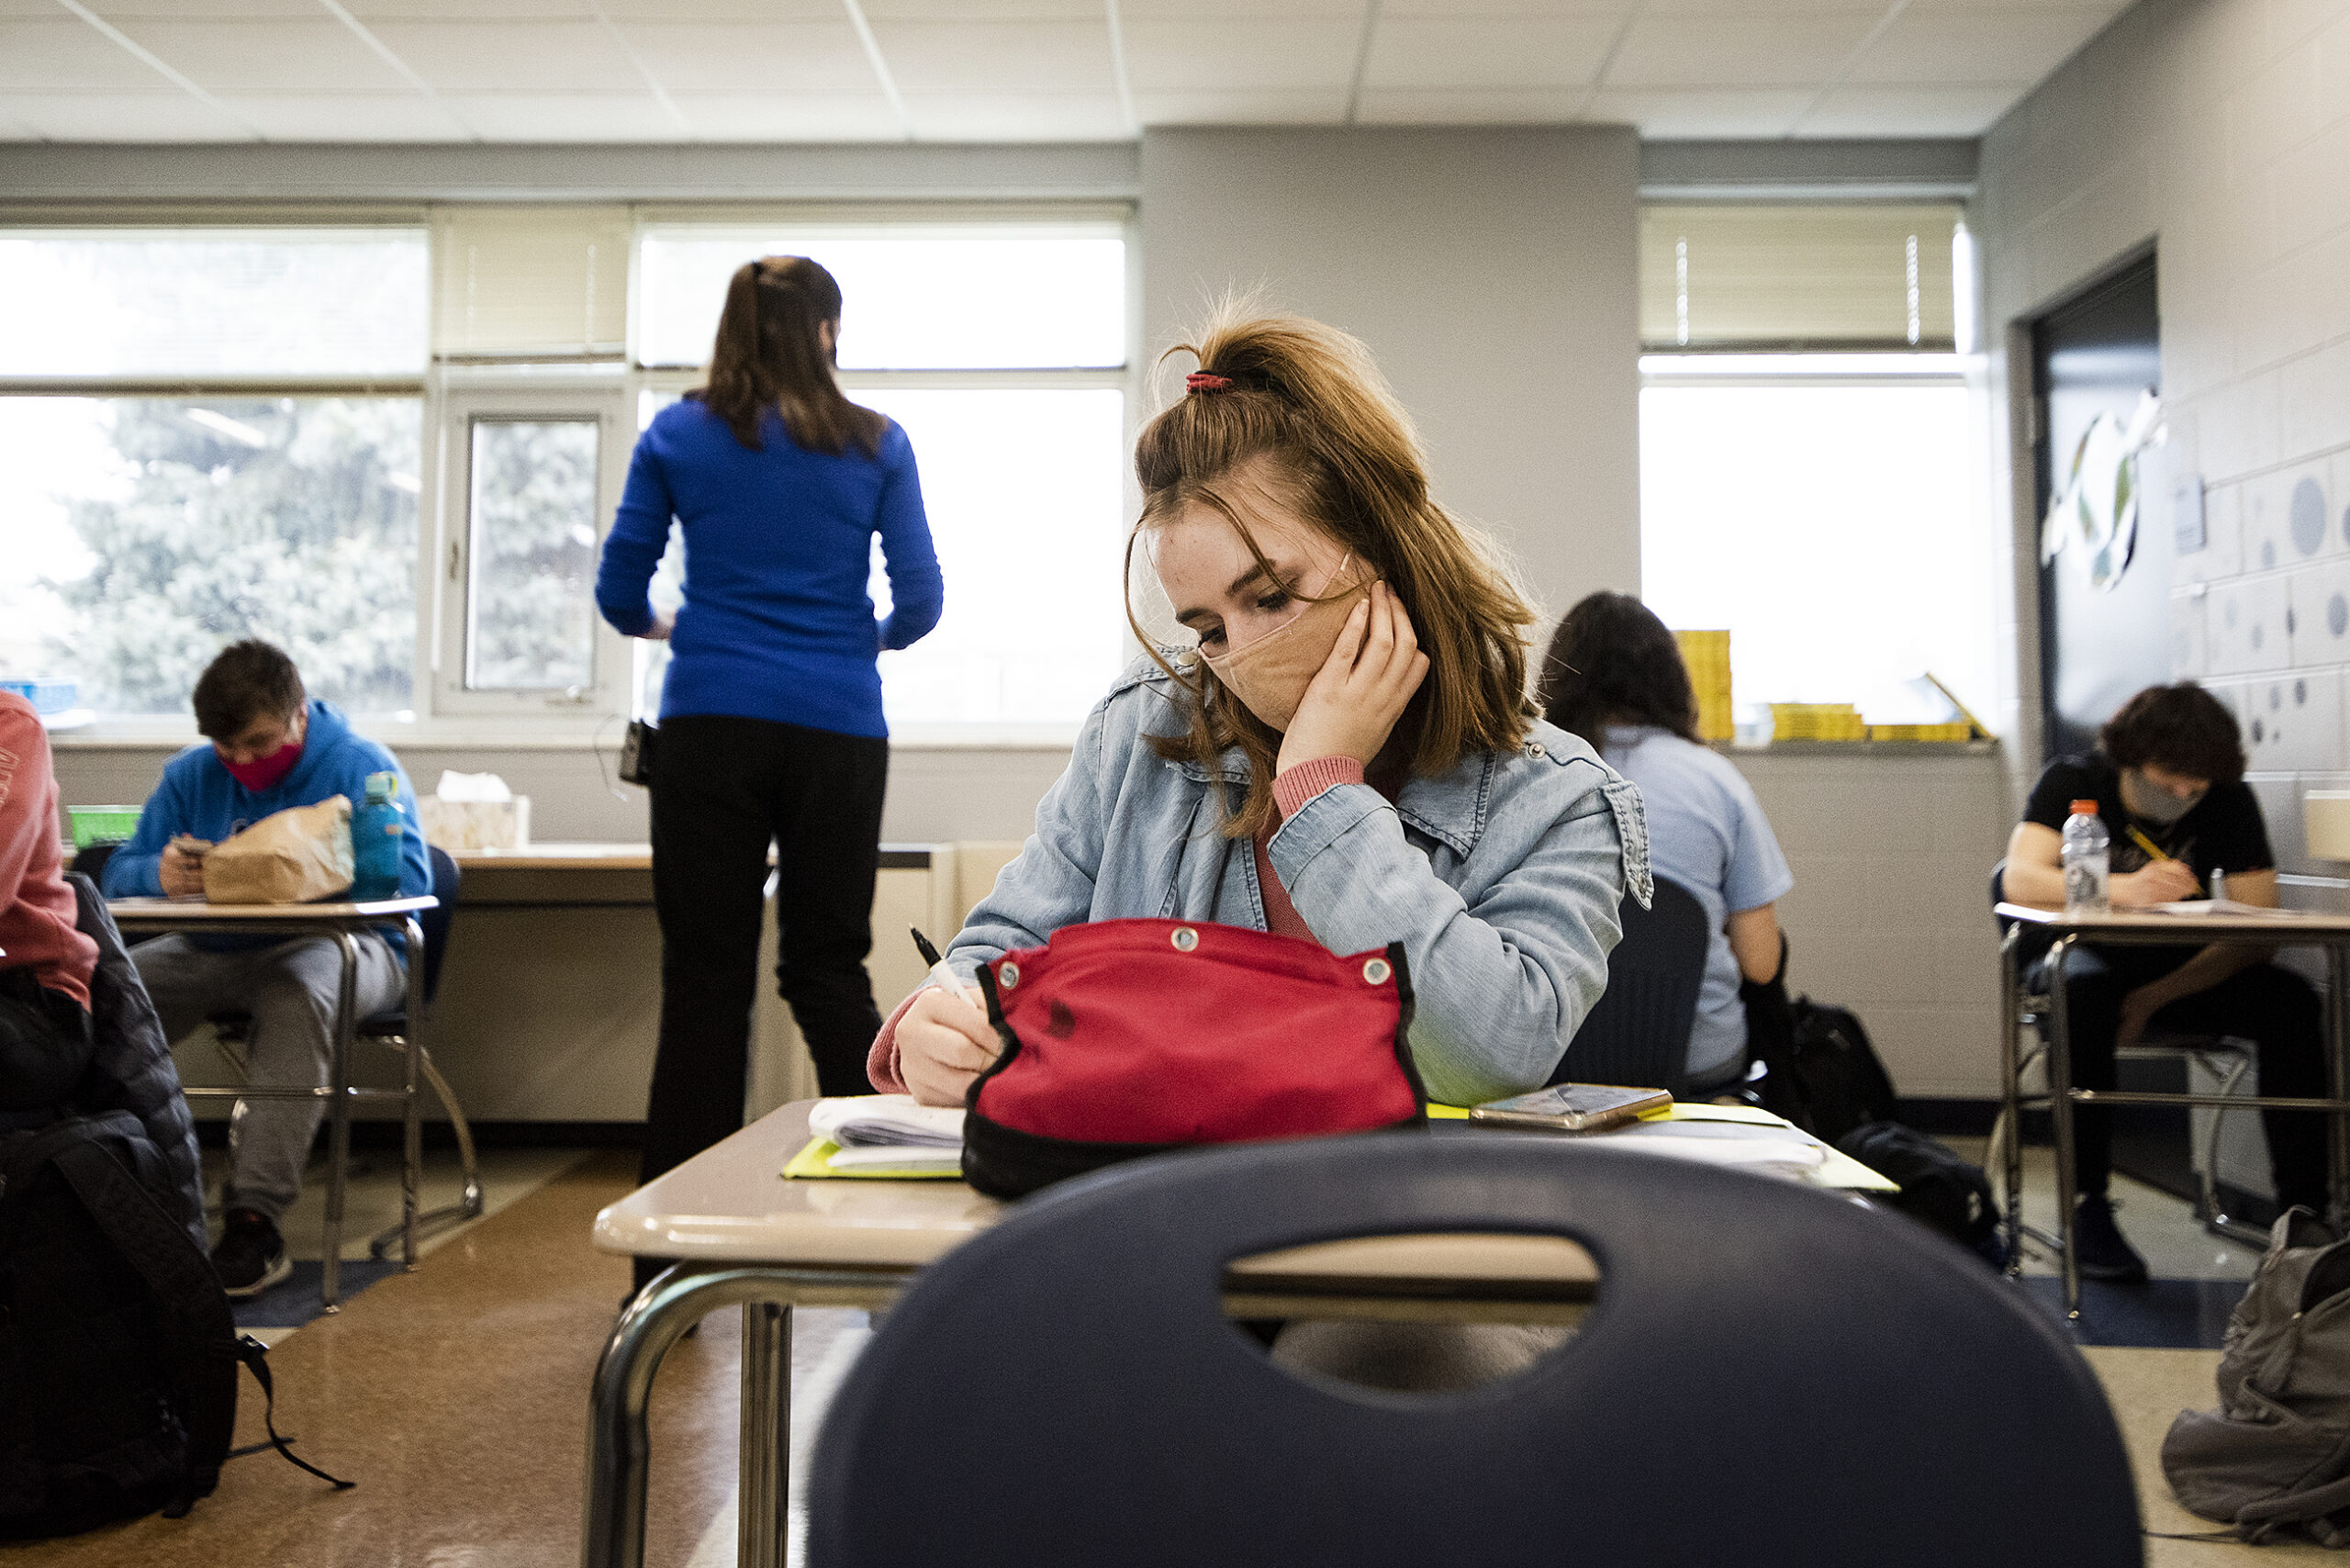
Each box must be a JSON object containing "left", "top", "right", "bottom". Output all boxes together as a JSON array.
[
  {"left": 0, "top": 1111, "right": 241, "bottom": 1536},
  {"left": 1835, "top": 1120, "right": 2000, "bottom": 1259},
  {"left": 1742, "top": 958, "right": 1899, "bottom": 1147}
]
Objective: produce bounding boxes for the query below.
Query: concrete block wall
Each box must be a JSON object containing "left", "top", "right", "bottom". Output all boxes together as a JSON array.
[{"left": 1977, "top": 0, "right": 2350, "bottom": 855}]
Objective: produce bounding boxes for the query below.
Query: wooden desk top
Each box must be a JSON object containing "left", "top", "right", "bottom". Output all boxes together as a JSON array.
[
  {"left": 596, "top": 1100, "right": 1616, "bottom": 1297},
  {"left": 107, "top": 894, "right": 438, "bottom": 924},
  {"left": 453, "top": 842, "right": 652, "bottom": 871},
  {"left": 1998, "top": 901, "right": 2350, "bottom": 937}
]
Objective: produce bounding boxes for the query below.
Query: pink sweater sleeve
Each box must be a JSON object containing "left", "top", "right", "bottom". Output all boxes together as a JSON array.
[
  {"left": 866, "top": 987, "right": 928, "bottom": 1094},
  {"left": 1272, "top": 756, "right": 1367, "bottom": 819}
]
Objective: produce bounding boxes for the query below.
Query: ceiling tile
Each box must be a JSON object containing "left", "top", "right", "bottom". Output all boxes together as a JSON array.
[
  {"left": 80, "top": 0, "right": 319, "bottom": 14},
  {"left": 900, "top": 89, "right": 1130, "bottom": 139},
  {"left": 614, "top": 20, "right": 876, "bottom": 92},
  {"left": 110, "top": 19, "right": 413, "bottom": 93},
  {"left": 1362, "top": 17, "right": 1619, "bottom": 88},
  {"left": 1636, "top": 0, "right": 1891, "bottom": 15},
  {"left": 346, "top": 0, "right": 597, "bottom": 15},
  {"left": 1382, "top": 0, "right": 1631, "bottom": 13},
  {"left": 1354, "top": 85, "right": 1588, "bottom": 119},
  {"left": 221, "top": 91, "right": 474, "bottom": 140},
  {"left": 0, "top": 19, "right": 179, "bottom": 93},
  {"left": 1583, "top": 85, "right": 1811, "bottom": 132},
  {"left": 669, "top": 90, "right": 904, "bottom": 140},
  {"left": 441, "top": 90, "right": 684, "bottom": 139},
  {"left": 1120, "top": 0, "right": 1364, "bottom": 17},
  {"left": 361, "top": 21, "right": 646, "bottom": 92},
  {"left": 599, "top": 0, "right": 842, "bottom": 14},
  {"left": 6, "top": 92, "right": 256, "bottom": 139},
  {"left": 1840, "top": 8, "right": 2114, "bottom": 83},
  {"left": 1130, "top": 87, "right": 1349, "bottom": 122},
  {"left": 1604, "top": 14, "right": 1880, "bottom": 86},
  {"left": 862, "top": 0, "right": 1106, "bottom": 15},
  {"left": 870, "top": 19, "right": 1116, "bottom": 91},
  {"left": 1793, "top": 81, "right": 2024, "bottom": 132},
  {"left": 1123, "top": 19, "right": 1362, "bottom": 90}
]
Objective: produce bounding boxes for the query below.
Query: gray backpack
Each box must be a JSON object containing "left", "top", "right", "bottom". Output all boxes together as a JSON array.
[{"left": 2164, "top": 1209, "right": 2350, "bottom": 1545}]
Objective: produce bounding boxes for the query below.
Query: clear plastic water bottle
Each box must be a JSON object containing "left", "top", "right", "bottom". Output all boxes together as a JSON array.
[
  {"left": 2062, "top": 798, "right": 2110, "bottom": 914},
  {"left": 352, "top": 770, "right": 405, "bottom": 902}
]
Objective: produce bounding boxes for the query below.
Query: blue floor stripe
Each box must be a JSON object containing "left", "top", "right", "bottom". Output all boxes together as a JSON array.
[
  {"left": 2015, "top": 1276, "right": 2245, "bottom": 1348},
  {"left": 232, "top": 1260, "right": 403, "bottom": 1331}
]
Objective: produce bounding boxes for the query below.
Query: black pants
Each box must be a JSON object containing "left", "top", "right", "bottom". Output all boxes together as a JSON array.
[
  {"left": 2046, "top": 946, "right": 2329, "bottom": 1212},
  {"left": 642, "top": 714, "right": 889, "bottom": 1209}
]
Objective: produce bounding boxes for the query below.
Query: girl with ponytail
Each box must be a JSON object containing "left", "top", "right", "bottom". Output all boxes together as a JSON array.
[
  {"left": 598, "top": 256, "right": 943, "bottom": 1293},
  {"left": 871, "top": 308, "right": 1646, "bottom": 1112}
]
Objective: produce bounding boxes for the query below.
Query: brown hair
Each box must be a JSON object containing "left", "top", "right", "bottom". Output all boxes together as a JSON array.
[
  {"left": 688, "top": 256, "right": 887, "bottom": 459},
  {"left": 1538, "top": 592, "right": 1700, "bottom": 749},
  {"left": 193, "top": 639, "right": 305, "bottom": 740},
  {"left": 2101, "top": 682, "right": 2245, "bottom": 785},
  {"left": 1127, "top": 309, "right": 1539, "bottom": 839}
]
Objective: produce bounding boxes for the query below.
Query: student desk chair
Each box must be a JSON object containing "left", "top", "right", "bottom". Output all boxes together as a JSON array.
[
  {"left": 1550, "top": 873, "right": 1710, "bottom": 1100},
  {"left": 807, "top": 1136, "right": 2142, "bottom": 1568}
]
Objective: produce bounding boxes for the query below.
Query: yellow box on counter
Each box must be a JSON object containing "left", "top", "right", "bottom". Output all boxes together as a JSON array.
[
  {"left": 1770, "top": 702, "right": 1867, "bottom": 742},
  {"left": 1868, "top": 722, "right": 1973, "bottom": 742},
  {"left": 1674, "top": 629, "right": 1732, "bottom": 742}
]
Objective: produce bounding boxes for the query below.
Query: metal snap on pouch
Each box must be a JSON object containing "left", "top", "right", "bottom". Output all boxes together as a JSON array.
[
  {"left": 998, "top": 962, "right": 1020, "bottom": 988},
  {"left": 1171, "top": 926, "right": 1200, "bottom": 952},
  {"left": 1362, "top": 958, "right": 1391, "bottom": 984}
]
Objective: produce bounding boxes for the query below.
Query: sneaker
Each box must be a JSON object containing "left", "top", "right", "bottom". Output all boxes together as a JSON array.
[
  {"left": 213, "top": 1207, "right": 293, "bottom": 1298},
  {"left": 2071, "top": 1194, "right": 2149, "bottom": 1283}
]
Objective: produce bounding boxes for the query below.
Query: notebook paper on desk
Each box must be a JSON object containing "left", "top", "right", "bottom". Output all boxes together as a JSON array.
[{"left": 2143, "top": 899, "right": 2304, "bottom": 918}]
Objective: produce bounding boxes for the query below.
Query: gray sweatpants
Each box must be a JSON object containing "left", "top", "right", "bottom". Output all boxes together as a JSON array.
[{"left": 131, "top": 933, "right": 405, "bottom": 1224}]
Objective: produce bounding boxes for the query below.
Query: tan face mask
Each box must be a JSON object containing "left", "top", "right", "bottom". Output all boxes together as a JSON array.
[{"left": 1199, "top": 557, "right": 1370, "bottom": 733}]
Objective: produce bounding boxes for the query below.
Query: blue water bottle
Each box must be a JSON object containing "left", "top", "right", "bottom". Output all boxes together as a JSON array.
[{"left": 352, "top": 770, "right": 405, "bottom": 901}]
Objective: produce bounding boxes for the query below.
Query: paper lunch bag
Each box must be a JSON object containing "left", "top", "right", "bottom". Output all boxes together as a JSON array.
[{"left": 201, "top": 796, "right": 354, "bottom": 905}]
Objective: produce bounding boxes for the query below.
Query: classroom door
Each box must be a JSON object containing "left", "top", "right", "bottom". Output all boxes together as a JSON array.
[{"left": 2033, "top": 254, "right": 2165, "bottom": 760}]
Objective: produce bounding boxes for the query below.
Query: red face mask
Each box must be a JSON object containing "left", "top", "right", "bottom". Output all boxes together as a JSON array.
[{"left": 221, "top": 742, "right": 303, "bottom": 792}]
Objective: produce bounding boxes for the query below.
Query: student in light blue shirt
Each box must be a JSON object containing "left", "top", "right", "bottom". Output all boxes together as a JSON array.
[{"left": 1539, "top": 593, "right": 1792, "bottom": 1091}]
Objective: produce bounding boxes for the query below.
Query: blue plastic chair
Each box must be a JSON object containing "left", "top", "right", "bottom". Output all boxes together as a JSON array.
[
  {"left": 1551, "top": 873, "right": 1711, "bottom": 1098},
  {"left": 808, "top": 1135, "right": 2141, "bottom": 1568}
]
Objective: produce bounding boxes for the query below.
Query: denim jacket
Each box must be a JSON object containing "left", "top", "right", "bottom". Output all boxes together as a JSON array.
[{"left": 946, "top": 659, "right": 1651, "bottom": 1107}]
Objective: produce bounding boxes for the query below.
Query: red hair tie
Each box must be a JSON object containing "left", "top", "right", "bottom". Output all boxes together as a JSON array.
[{"left": 1185, "top": 373, "right": 1233, "bottom": 394}]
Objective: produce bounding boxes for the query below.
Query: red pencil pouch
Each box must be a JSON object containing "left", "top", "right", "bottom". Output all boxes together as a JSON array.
[{"left": 961, "top": 918, "right": 1426, "bottom": 1199}]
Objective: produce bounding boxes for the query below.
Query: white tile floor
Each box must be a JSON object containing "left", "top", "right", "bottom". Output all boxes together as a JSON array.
[
  {"left": 1946, "top": 1135, "right": 2270, "bottom": 1283},
  {"left": 195, "top": 1140, "right": 594, "bottom": 1262}
]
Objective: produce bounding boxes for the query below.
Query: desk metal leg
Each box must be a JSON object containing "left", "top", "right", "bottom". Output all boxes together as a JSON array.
[
  {"left": 740, "top": 1302, "right": 791, "bottom": 1568},
  {"left": 400, "top": 914, "right": 424, "bottom": 1271},
  {"left": 321, "top": 930, "right": 360, "bottom": 1312},
  {"left": 582, "top": 1263, "right": 894, "bottom": 1568},
  {"left": 2330, "top": 947, "right": 2349, "bottom": 1226},
  {"left": 2045, "top": 935, "right": 2083, "bottom": 1318},
  {"left": 1999, "top": 929, "right": 2026, "bottom": 1274}
]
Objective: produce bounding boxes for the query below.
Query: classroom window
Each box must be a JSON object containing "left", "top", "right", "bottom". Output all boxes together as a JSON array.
[
  {"left": 464, "top": 417, "right": 603, "bottom": 693},
  {"left": 1638, "top": 362, "right": 1994, "bottom": 729},
  {"left": 0, "top": 396, "right": 421, "bottom": 718}
]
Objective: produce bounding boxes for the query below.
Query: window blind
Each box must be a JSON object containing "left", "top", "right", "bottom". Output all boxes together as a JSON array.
[
  {"left": 431, "top": 206, "right": 629, "bottom": 361},
  {"left": 1639, "top": 204, "right": 1964, "bottom": 352}
]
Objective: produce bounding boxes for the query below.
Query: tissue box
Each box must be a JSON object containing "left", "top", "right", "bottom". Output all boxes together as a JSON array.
[{"left": 417, "top": 795, "right": 532, "bottom": 852}]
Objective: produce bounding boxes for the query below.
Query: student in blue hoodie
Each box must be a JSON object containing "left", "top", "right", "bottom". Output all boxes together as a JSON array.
[{"left": 102, "top": 640, "right": 429, "bottom": 1295}]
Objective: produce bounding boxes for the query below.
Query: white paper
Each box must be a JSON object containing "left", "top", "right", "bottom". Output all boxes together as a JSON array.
[
  {"left": 822, "top": 1144, "right": 964, "bottom": 1170},
  {"left": 809, "top": 1093, "right": 966, "bottom": 1149}
]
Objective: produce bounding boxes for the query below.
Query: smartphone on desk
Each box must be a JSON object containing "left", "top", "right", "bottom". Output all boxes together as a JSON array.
[{"left": 1468, "top": 1082, "right": 1672, "bottom": 1133}]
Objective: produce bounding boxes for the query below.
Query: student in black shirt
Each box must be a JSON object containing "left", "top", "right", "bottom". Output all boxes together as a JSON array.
[{"left": 2002, "top": 683, "right": 2325, "bottom": 1282}]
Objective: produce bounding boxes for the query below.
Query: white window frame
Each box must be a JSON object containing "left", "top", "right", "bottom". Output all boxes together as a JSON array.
[{"left": 425, "top": 371, "right": 633, "bottom": 721}]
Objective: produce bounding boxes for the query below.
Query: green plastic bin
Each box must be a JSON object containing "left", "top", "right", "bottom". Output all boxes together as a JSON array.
[{"left": 68, "top": 805, "right": 143, "bottom": 850}]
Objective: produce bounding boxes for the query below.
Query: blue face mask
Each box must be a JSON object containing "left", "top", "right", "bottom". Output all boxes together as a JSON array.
[{"left": 2123, "top": 767, "right": 2204, "bottom": 825}]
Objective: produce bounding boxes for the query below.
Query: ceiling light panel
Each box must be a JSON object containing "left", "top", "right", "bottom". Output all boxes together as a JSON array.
[
  {"left": 1361, "top": 17, "right": 1622, "bottom": 88},
  {"left": 0, "top": 18, "right": 184, "bottom": 93},
  {"left": 360, "top": 21, "right": 648, "bottom": 91},
  {"left": 1123, "top": 18, "right": 1364, "bottom": 90},
  {"left": 1604, "top": 13, "right": 1882, "bottom": 86},
  {"left": 108, "top": 19, "right": 416, "bottom": 93},
  {"left": 614, "top": 20, "right": 878, "bottom": 92},
  {"left": 868, "top": 20, "right": 1118, "bottom": 92}
]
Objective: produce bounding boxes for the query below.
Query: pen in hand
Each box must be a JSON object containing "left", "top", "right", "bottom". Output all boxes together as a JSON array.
[{"left": 910, "top": 926, "right": 976, "bottom": 1008}]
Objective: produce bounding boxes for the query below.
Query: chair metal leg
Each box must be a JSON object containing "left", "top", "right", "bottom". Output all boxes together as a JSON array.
[
  {"left": 366, "top": 1037, "right": 487, "bottom": 1259},
  {"left": 2045, "top": 935, "right": 2083, "bottom": 1318},
  {"left": 2188, "top": 1050, "right": 2267, "bottom": 1248},
  {"left": 321, "top": 930, "right": 360, "bottom": 1313},
  {"left": 1998, "top": 929, "right": 2026, "bottom": 1274}
]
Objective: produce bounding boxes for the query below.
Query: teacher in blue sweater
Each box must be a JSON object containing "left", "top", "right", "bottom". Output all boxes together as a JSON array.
[{"left": 596, "top": 255, "right": 943, "bottom": 1254}]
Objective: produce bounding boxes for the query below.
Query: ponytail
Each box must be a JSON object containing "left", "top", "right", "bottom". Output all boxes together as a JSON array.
[
  {"left": 689, "top": 256, "right": 887, "bottom": 459},
  {"left": 1127, "top": 308, "right": 1538, "bottom": 838}
]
